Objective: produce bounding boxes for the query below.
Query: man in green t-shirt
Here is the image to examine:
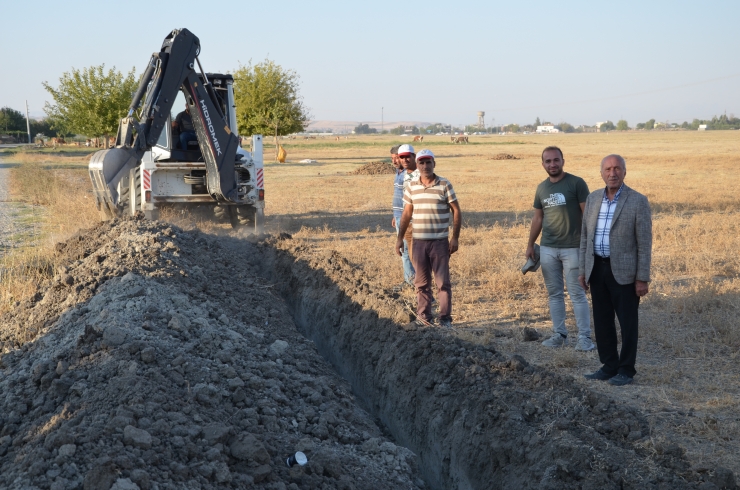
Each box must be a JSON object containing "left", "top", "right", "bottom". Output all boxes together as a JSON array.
[{"left": 525, "top": 146, "right": 594, "bottom": 351}]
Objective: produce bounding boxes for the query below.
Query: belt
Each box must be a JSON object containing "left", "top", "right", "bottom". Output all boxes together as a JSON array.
[{"left": 594, "top": 255, "right": 610, "bottom": 262}]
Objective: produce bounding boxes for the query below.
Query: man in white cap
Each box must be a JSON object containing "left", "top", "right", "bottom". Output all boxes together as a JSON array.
[
  {"left": 391, "top": 145, "right": 414, "bottom": 288},
  {"left": 396, "top": 149, "right": 462, "bottom": 329},
  {"left": 396, "top": 144, "right": 419, "bottom": 285}
]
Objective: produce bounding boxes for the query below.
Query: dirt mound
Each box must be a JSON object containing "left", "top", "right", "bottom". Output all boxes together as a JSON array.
[
  {"left": 352, "top": 162, "right": 397, "bottom": 175},
  {"left": 0, "top": 218, "right": 733, "bottom": 489},
  {"left": 489, "top": 153, "right": 519, "bottom": 160},
  {"left": 0, "top": 218, "right": 422, "bottom": 489}
]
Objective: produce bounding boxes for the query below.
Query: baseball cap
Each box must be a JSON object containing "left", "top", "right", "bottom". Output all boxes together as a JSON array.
[
  {"left": 416, "top": 149, "right": 435, "bottom": 161},
  {"left": 521, "top": 244, "right": 541, "bottom": 274},
  {"left": 397, "top": 144, "right": 415, "bottom": 156}
]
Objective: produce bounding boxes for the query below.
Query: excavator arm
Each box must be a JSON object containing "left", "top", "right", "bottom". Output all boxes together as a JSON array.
[{"left": 89, "top": 28, "right": 242, "bottom": 218}]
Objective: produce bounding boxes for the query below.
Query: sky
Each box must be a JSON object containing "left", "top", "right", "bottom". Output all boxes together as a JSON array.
[{"left": 2, "top": 0, "right": 738, "bottom": 128}]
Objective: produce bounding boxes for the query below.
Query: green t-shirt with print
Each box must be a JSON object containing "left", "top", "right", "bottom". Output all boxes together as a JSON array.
[{"left": 533, "top": 173, "right": 589, "bottom": 248}]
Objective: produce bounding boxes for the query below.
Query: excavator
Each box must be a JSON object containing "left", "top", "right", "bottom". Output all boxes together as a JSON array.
[{"left": 88, "top": 28, "right": 264, "bottom": 231}]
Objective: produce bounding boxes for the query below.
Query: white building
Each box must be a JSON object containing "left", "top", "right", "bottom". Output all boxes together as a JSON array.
[
  {"left": 698, "top": 124, "right": 708, "bottom": 131},
  {"left": 536, "top": 125, "right": 560, "bottom": 133}
]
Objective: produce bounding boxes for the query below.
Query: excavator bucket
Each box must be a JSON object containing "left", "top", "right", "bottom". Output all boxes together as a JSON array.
[{"left": 88, "top": 147, "right": 140, "bottom": 220}]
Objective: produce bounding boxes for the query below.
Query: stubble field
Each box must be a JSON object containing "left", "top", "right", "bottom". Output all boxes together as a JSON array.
[
  {"left": 263, "top": 131, "right": 740, "bottom": 474},
  {"left": 2, "top": 130, "right": 740, "bottom": 478}
]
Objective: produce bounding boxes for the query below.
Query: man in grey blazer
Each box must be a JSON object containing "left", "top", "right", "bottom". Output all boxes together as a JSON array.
[{"left": 578, "top": 154, "right": 652, "bottom": 386}]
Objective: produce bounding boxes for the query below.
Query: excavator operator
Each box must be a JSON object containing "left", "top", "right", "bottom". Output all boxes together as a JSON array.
[{"left": 172, "top": 104, "right": 197, "bottom": 150}]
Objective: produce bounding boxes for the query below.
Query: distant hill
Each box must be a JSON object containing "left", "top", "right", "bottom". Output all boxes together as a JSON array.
[{"left": 306, "top": 120, "right": 434, "bottom": 134}]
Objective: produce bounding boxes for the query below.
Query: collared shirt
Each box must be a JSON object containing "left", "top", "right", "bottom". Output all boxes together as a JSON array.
[
  {"left": 403, "top": 168, "right": 420, "bottom": 188},
  {"left": 402, "top": 174, "right": 457, "bottom": 240},
  {"left": 392, "top": 169, "right": 405, "bottom": 219},
  {"left": 594, "top": 184, "right": 624, "bottom": 257}
]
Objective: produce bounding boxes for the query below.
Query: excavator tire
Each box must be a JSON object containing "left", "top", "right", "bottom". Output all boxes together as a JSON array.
[
  {"left": 213, "top": 205, "right": 228, "bottom": 221},
  {"left": 229, "top": 205, "right": 254, "bottom": 229}
]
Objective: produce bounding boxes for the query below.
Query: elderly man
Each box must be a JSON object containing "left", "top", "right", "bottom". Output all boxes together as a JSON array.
[
  {"left": 526, "top": 146, "right": 593, "bottom": 351},
  {"left": 391, "top": 145, "right": 415, "bottom": 288},
  {"left": 396, "top": 149, "right": 461, "bottom": 329},
  {"left": 579, "top": 154, "right": 652, "bottom": 386}
]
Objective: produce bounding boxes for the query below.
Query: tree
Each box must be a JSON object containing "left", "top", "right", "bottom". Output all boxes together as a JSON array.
[
  {"left": 390, "top": 125, "right": 405, "bottom": 135},
  {"left": 616, "top": 120, "right": 629, "bottom": 131},
  {"left": 353, "top": 123, "right": 376, "bottom": 134},
  {"left": 30, "top": 119, "right": 55, "bottom": 138},
  {"left": 534, "top": 117, "right": 541, "bottom": 127},
  {"left": 43, "top": 65, "right": 137, "bottom": 145},
  {"left": 644, "top": 119, "right": 655, "bottom": 130},
  {"left": 233, "top": 59, "right": 311, "bottom": 160},
  {"left": 599, "top": 121, "right": 615, "bottom": 132},
  {"left": 0, "top": 107, "right": 26, "bottom": 133},
  {"left": 557, "top": 122, "right": 575, "bottom": 133}
]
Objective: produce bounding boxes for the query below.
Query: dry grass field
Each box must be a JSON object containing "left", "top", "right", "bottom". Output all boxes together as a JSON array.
[{"left": 2, "top": 130, "right": 740, "bottom": 474}]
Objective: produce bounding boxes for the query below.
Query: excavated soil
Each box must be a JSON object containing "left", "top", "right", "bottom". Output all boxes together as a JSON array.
[
  {"left": 488, "top": 154, "right": 519, "bottom": 160},
  {"left": 351, "top": 162, "right": 396, "bottom": 176},
  {"left": 0, "top": 218, "right": 735, "bottom": 489},
  {"left": 0, "top": 219, "right": 420, "bottom": 490}
]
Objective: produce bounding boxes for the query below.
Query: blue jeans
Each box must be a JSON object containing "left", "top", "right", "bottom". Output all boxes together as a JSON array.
[
  {"left": 179, "top": 131, "right": 197, "bottom": 150},
  {"left": 540, "top": 246, "right": 591, "bottom": 339},
  {"left": 395, "top": 220, "right": 415, "bottom": 284}
]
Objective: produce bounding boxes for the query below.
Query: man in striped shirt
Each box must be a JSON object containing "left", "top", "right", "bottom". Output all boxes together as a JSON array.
[{"left": 395, "top": 149, "right": 462, "bottom": 329}]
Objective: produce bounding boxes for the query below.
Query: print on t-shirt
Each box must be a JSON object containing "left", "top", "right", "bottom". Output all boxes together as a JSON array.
[{"left": 542, "top": 193, "right": 566, "bottom": 208}]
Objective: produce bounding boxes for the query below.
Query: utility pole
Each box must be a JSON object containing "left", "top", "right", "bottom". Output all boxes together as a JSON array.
[{"left": 25, "top": 100, "right": 32, "bottom": 144}]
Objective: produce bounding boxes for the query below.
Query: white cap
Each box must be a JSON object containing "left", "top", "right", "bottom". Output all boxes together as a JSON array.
[
  {"left": 416, "top": 149, "right": 435, "bottom": 161},
  {"left": 397, "top": 144, "right": 415, "bottom": 156}
]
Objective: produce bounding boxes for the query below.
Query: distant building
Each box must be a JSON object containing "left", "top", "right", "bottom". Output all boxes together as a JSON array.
[
  {"left": 536, "top": 125, "right": 560, "bottom": 133},
  {"left": 698, "top": 124, "right": 708, "bottom": 131},
  {"left": 595, "top": 121, "right": 611, "bottom": 132}
]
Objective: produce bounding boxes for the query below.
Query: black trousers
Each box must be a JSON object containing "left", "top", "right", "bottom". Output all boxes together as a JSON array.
[{"left": 590, "top": 256, "right": 640, "bottom": 378}]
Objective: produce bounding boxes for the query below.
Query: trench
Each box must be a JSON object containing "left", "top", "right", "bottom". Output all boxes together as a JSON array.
[{"left": 255, "top": 239, "right": 695, "bottom": 490}]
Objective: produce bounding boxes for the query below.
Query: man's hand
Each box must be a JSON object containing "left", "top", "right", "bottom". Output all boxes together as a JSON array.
[
  {"left": 395, "top": 237, "right": 405, "bottom": 257},
  {"left": 391, "top": 217, "right": 396, "bottom": 228},
  {"left": 635, "top": 280, "right": 649, "bottom": 297},
  {"left": 578, "top": 275, "right": 589, "bottom": 292},
  {"left": 525, "top": 245, "right": 535, "bottom": 260},
  {"left": 449, "top": 237, "right": 459, "bottom": 255}
]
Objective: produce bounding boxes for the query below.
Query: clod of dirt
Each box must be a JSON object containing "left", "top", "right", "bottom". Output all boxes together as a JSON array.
[
  {"left": 522, "top": 327, "right": 542, "bottom": 341},
  {"left": 352, "top": 161, "right": 397, "bottom": 175},
  {"left": 0, "top": 218, "right": 422, "bottom": 489},
  {"left": 489, "top": 153, "right": 519, "bottom": 160}
]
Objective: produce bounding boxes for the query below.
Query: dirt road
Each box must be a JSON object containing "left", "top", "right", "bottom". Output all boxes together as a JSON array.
[{"left": 0, "top": 160, "right": 41, "bottom": 256}]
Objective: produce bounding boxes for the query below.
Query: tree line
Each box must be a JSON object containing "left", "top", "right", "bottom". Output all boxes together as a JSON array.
[
  {"left": 1, "top": 60, "right": 311, "bottom": 144},
  {"left": 0, "top": 107, "right": 55, "bottom": 140}
]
